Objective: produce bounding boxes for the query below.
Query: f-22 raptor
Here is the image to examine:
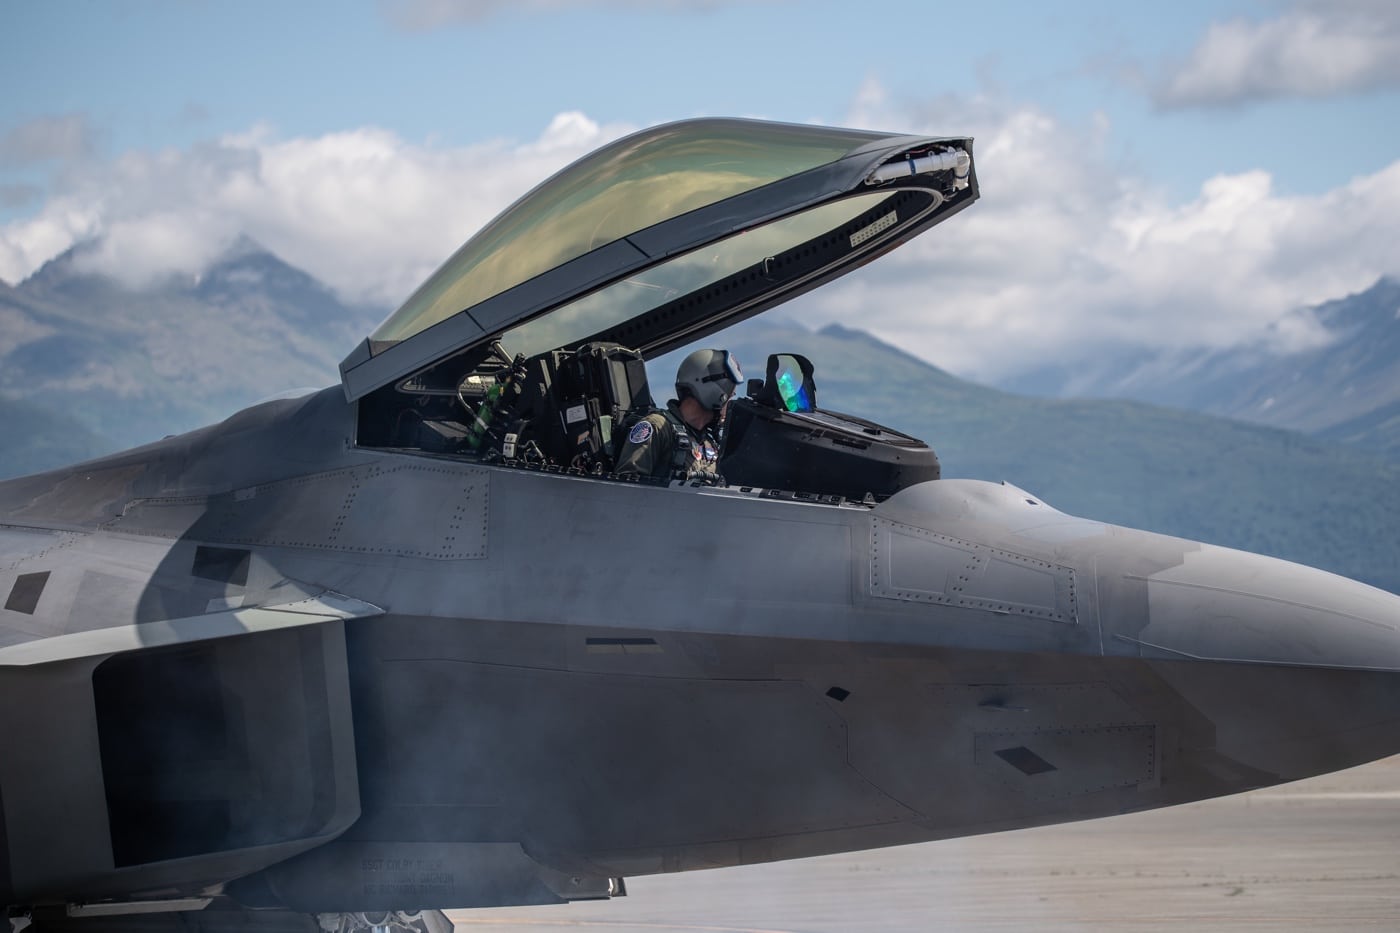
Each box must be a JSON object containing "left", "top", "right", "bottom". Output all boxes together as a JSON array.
[{"left": 4, "top": 118, "right": 1400, "bottom": 933}]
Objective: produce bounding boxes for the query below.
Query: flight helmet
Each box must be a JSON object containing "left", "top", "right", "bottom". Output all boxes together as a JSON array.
[{"left": 675, "top": 349, "right": 743, "bottom": 414}]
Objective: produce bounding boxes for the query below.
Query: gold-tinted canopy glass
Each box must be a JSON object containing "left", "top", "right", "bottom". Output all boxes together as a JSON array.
[{"left": 370, "top": 119, "right": 887, "bottom": 345}]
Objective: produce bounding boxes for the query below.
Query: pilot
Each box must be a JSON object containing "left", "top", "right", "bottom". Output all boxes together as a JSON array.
[{"left": 615, "top": 349, "right": 742, "bottom": 482}]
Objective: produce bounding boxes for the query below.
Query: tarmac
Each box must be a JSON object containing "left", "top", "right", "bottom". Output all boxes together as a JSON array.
[{"left": 450, "top": 755, "right": 1400, "bottom": 932}]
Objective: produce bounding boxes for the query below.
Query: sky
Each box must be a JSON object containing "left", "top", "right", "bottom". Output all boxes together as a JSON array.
[{"left": 3, "top": 0, "right": 1399, "bottom": 384}]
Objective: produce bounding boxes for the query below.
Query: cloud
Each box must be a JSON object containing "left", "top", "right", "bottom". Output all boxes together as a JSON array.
[
  {"left": 1155, "top": 1, "right": 1400, "bottom": 108},
  {"left": 381, "top": 0, "right": 744, "bottom": 30},
  {"left": 803, "top": 78, "right": 1400, "bottom": 382},
  {"left": 0, "top": 112, "right": 633, "bottom": 303},
  {"left": 3, "top": 92, "right": 1398, "bottom": 389},
  {"left": 0, "top": 198, "right": 101, "bottom": 288},
  {"left": 0, "top": 114, "right": 96, "bottom": 168}
]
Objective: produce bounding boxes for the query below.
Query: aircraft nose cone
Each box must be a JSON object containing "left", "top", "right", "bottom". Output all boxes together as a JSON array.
[
  {"left": 1118, "top": 542, "right": 1400, "bottom": 670},
  {"left": 1101, "top": 540, "right": 1400, "bottom": 785}
]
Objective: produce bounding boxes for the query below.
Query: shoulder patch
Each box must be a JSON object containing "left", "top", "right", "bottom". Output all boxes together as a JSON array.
[{"left": 628, "top": 420, "right": 654, "bottom": 445}]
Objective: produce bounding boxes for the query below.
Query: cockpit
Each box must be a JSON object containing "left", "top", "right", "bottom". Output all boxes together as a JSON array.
[
  {"left": 355, "top": 341, "right": 940, "bottom": 501},
  {"left": 342, "top": 117, "right": 977, "bottom": 502}
]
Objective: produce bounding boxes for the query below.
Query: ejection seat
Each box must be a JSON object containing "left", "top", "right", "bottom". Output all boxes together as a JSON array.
[{"left": 497, "top": 342, "right": 655, "bottom": 472}]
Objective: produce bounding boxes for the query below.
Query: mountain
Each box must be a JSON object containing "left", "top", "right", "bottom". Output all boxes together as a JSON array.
[
  {"left": 6, "top": 244, "right": 1399, "bottom": 594},
  {"left": 1316, "top": 397, "right": 1400, "bottom": 462},
  {"left": 996, "top": 278, "right": 1400, "bottom": 461},
  {"left": 0, "top": 394, "right": 114, "bottom": 480},
  {"left": 0, "top": 237, "right": 385, "bottom": 449}
]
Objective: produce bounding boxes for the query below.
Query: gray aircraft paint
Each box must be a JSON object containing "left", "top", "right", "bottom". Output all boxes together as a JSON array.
[{"left": 3, "top": 119, "right": 1400, "bottom": 933}]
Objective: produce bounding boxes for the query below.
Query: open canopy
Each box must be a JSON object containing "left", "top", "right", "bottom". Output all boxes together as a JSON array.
[{"left": 340, "top": 117, "right": 977, "bottom": 402}]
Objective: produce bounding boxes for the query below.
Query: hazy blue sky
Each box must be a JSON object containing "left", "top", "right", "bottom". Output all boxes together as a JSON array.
[{"left": 3, "top": 0, "right": 1399, "bottom": 380}]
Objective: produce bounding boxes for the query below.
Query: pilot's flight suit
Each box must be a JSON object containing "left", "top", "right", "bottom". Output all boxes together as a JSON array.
[{"left": 614, "top": 399, "right": 721, "bottom": 482}]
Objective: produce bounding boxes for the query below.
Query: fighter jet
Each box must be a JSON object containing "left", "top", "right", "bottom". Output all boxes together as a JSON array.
[{"left": 4, "top": 117, "right": 1400, "bottom": 933}]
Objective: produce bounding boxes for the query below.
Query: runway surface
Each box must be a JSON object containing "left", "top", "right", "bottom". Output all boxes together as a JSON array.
[{"left": 450, "top": 756, "right": 1400, "bottom": 932}]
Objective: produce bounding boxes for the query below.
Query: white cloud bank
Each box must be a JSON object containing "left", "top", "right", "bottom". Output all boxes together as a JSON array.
[
  {"left": 0, "top": 112, "right": 631, "bottom": 310},
  {"left": 805, "top": 80, "right": 1400, "bottom": 381},
  {"left": 1155, "top": 1, "right": 1400, "bottom": 108},
  {"left": 2, "top": 95, "right": 1398, "bottom": 384}
]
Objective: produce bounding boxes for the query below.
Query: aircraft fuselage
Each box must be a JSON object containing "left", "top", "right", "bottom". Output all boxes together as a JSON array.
[{"left": 5, "top": 387, "right": 1400, "bottom": 913}]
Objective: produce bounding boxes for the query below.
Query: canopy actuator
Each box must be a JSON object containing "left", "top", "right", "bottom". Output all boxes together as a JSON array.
[{"left": 867, "top": 148, "right": 970, "bottom": 189}]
